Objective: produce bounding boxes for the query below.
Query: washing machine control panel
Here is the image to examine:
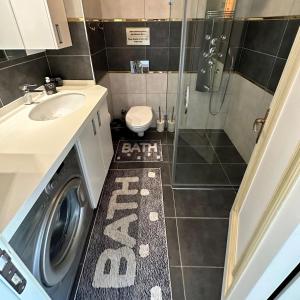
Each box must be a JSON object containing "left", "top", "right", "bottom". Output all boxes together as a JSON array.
[{"left": 0, "top": 249, "right": 27, "bottom": 294}]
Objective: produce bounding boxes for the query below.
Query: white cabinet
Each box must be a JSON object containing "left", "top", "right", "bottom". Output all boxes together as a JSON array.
[
  {"left": 95, "top": 97, "right": 114, "bottom": 172},
  {"left": 2, "top": 0, "right": 72, "bottom": 50},
  {"left": 76, "top": 97, "right": 113, "bottom": 209},
  {"left": 0, "top": 0, "right": 24, "bottom": 49}
]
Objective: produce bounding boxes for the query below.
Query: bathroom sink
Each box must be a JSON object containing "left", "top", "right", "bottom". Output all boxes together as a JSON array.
[{"left": 29, "top": 93, "right": 85, "bottom": 121}]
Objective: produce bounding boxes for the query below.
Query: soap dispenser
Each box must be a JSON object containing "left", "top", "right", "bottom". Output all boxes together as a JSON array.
[{"left": 44, "top": 77, "right": 57, "bottom": 95}]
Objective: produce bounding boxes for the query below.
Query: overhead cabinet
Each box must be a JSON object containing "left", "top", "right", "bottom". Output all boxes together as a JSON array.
[{"left": 1, "top": 0, "right": 72, "bottom": 49}]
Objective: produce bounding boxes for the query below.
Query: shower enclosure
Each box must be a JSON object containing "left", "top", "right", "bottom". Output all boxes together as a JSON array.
[{"left": 171, "top": 0, "right": 247, "bottom": 188}]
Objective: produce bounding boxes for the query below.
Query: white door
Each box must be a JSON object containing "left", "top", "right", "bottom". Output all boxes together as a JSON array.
[
  {"left": 0, "top": 235, "right": 50, "bottom": 299},
  {"left": 222, "top": 30, "right": 300, "bottom": 299},
  {"left": 95, "top": 97, "right": 114, "bottom": 173},
  {"left": 76, "top": 117, "right": 106, "bottom": 209}
]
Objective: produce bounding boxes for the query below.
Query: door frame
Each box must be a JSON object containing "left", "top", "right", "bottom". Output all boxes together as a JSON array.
[{"left": 222, "top": 30, "right": 300, "bottom": 298}]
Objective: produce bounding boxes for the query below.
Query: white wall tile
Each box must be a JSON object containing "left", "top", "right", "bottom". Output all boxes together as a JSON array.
[
  {"left": 167, "top": 72, "right": 179, "bottom": 93},
  {"left": 147, "top": 93, "right": 167, "bottom": 111},
  {"left": 235, "top": 0, "right": 254, "bottom": 18},
  {"left": 207, "top": 113, "right": 227, "bottom": 129},
  {"left": 145, "top": 0, "right": 170, "bottom": 19},
  {"left": 167, "top": 93, "right": 177, "bottom": 111},
  {"left": 184, "top": 93, "right": 210, "bottom": 129},
  {"left": 196, "top": 0, "right": 207, "bottom": 18},
  {"left": 291, "top": 0, "right": 300, "bottom": 15},
  {"left": 109, "top": 73, "right": 146, "bottom": 94},
  {"left": 63, "top": 0, "right": 84, "bottom": 17},
  {"left": 170, "top": 0, "right": 203, "bottom": 19},
  {"left": 98, "top": 73, "right": 113, "bottom": 115},
  {"left": 146, "top": 73, "right": 167, "bottom": 93},
  {"left": 250, "top": 0, "right": 294, "bottom": 17},
  {"left": 82, "top": 0, "right": 102, "bottom": 18},
  {"left": 100, "top": 0, "right": 145, "bottom": 19},
  {"left": 224, "top": 74, "right": 273, "bottom": 163},
  {"left": 112, "top": 93, "right": 147, "bottom": 118}
]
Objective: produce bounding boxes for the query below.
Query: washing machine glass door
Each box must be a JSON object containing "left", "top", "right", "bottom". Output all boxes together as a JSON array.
[{"left": 40, "top": 177, "right": 85, "bottom": 287}]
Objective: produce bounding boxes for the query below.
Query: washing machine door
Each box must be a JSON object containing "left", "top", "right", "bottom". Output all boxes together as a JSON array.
[{"left": 39, "top": 177, "right": 86, "bottom": 287}]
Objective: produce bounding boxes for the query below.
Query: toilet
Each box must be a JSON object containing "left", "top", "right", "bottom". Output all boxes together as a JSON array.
[{"left": 126, "top": 106, "right": 153, "bottom": 137}]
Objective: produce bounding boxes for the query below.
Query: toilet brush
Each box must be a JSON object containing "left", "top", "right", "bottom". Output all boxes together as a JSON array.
[
  {"left": 157, "top": 106, "right": 165, "bottom": 132},
  {"left": 168, "top": 106, "right": 175, "bottom": 132}
]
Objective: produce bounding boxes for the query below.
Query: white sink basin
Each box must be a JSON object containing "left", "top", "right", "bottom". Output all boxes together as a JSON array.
[{"left": 29, "top": 93, "right": 85, "bottom": 121}]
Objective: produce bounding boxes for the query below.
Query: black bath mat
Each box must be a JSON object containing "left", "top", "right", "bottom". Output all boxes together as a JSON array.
[
  {"left": 115, "top": 140, "right": 163, "bottom": 162},
  {"left": 75, "top": 169, "right": 171, "bottom": 300}
]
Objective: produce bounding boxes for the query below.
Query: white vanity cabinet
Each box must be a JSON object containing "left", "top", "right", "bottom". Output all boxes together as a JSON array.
[
  {"left": 95, "top": 97, "right": 114, "bottom": 172},
  {"left": 77, "top": 96, "right": 113, "bottom": 209},
  {"left": 3, "top": 0, "right": 71, "bottom": 49}
]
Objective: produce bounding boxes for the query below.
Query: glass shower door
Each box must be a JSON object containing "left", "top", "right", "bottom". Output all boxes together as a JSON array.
[{"left": 171, "top": 0, "right": 240, "bottom": 188}]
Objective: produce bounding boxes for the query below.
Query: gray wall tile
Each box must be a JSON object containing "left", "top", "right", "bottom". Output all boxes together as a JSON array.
[{"left": 0, "top": 56, "right": 50, "bottom": 105}]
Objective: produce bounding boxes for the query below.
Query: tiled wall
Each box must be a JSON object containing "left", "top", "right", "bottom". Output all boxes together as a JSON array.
[
  {"left": 46, "top": 22, "right": 94, "bottom": 80},
  {"left": 224, "top": 73, "right": 273, "bottom": 162},
  {"left": 233, "top": 17, "right": 300, "bottom": 94},
  {"left": 98, "top": 0, "right": 207, "bottom": 19},
  {"left": 103, "top": 20, "right": 205, "bottom": 72},
  {"left": 224, "top": 0, "right": 300, "bottom": 163},
  {"left": 236, "top": 0, "right": 300, "bottom": 18},
  {"left": 0, "top": 53, "right": 50, "bottom": 107}
]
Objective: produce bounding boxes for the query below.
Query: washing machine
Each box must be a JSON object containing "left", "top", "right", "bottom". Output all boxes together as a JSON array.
[{"left": 9, "top": 147, "right": 93, "bottom": 300}]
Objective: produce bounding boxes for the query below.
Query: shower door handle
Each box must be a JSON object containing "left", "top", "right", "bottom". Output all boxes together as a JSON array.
[{"left": 184, "top": 86, "right": 190, "bottom": 114}]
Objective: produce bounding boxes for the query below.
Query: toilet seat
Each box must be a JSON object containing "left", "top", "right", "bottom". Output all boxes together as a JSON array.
[
  {"left": 126, "top": 106, "right": 153, "bottom": 127},
  {"left": 126, "top": 106, "right": 153, "bottom": 136}
]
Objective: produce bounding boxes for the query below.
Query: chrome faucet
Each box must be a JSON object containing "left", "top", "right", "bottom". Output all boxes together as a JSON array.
[{"left": 19, "top": 84, "right": 44, "bottom": 105}]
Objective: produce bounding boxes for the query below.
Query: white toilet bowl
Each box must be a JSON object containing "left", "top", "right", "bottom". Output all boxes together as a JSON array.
[{"left": 126, "top": 106, "right": 153, "bottom": 137}]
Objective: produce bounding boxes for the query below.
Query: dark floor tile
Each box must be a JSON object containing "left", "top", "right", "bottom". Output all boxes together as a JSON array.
[
  {"left": 178, "top": 219, "right": 228, "bottom": 266},
  {"left": 162, "top": 145, "right": 170, "bottom": 162},
  {"left": 117, "top": 162, "right": 171, "bottom": 185},
  {"left": 166, "top": 132, "right": 174, "bottom": 145},
  {"left": 168, "top": 145, "right": 174, "bottom": 162},
  {"left": 178, "top": 132, "right": 210, "bottom": 146},
  {"left": 170, "top": 267, "right": 185, "bottom": 300},
  {"left": 214, "top": 146, "right": 245, "bottom": 163},
  {"left": 176, "top": 146, "right": 218, "bottom": 163},
  {"left": 174, "top": 189, "right": 235, "bottom": 218},
  {"left": 183, "top": 267, "right": 224, "bottom": 300},
  {"left": 222, "top": 164, "right": 247, "bottom": 186},
  {"left": 174, "top": 164, "right": 230, "bottom": 186},
  {"left": 163, "top": 186, "right": 175, "bottom": 217},
  {"left": 206, "top": 131, "right": 233, "bottom": 146},
  {"left": 166, "top": 219, "right": 181, "bottom": 266}
]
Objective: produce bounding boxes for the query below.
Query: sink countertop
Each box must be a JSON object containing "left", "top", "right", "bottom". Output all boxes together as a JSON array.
[{"left": 0, "top": 83, "right": 107, "bottom": 240}]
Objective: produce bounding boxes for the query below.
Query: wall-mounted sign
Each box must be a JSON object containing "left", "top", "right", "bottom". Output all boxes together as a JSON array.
[{"left": 126, "top": 27, "right": 150, "bottom": 46}]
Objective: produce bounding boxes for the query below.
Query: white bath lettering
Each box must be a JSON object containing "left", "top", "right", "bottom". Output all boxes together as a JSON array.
[
  {"left": 107, "top": 177, "right": 139, "bottom": 220},
  {"left": 92, "top": 247, "right": 136, "bottom": 288},
  {"left": 104, "top": 214, "right": 138, "bottom": 248}
]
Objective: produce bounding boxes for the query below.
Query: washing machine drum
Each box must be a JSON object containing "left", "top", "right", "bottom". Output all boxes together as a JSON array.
[{"left": 38, "top": 177, "right": 87, "bottom": 287}]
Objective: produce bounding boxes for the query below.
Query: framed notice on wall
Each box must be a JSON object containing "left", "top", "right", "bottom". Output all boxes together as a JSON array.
[{"left": 126, "top": 27, "right": 150, "bottom": 46}]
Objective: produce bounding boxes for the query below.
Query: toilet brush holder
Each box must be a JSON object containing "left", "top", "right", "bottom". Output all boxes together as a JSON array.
[
  {"left": 167, "top": 119, "right": 175, "bottom": 132},
  {"left": 156, "top": 119, "right": 165, "bottom": 132}
]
